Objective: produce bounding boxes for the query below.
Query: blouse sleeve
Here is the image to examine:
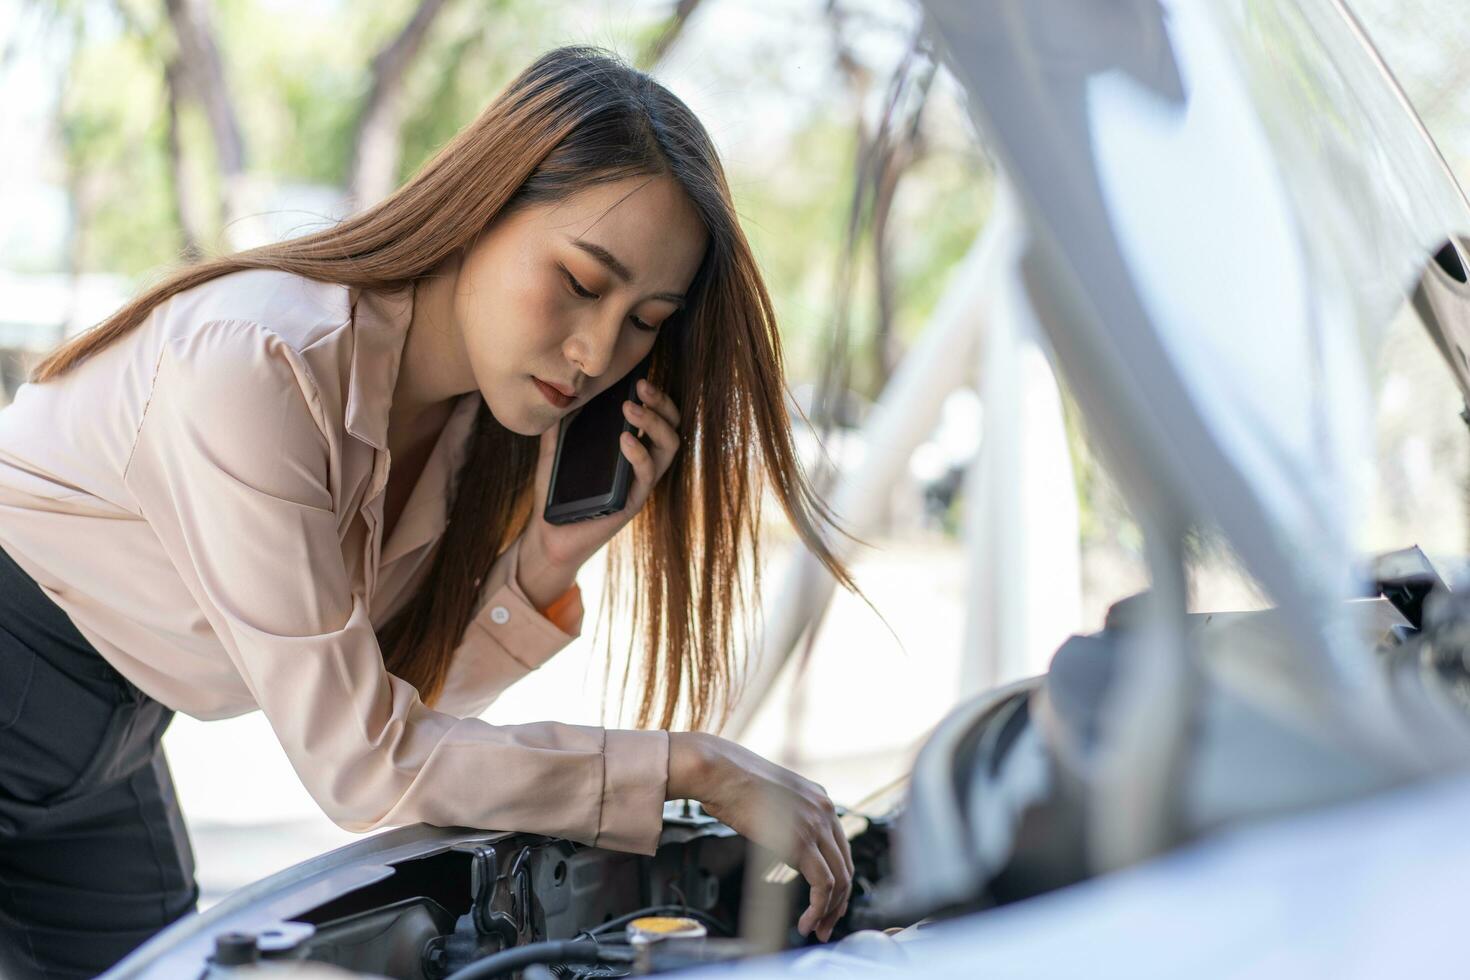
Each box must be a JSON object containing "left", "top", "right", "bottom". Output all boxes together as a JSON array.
[
  {"left": 121, "top": 319, "right": 668, "bottom": 854},
  {"left": 431, "top": 533, "right": 586, "bottom": 719}
]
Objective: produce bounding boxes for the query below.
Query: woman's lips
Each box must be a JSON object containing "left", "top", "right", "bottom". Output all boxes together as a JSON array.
[{"left": 533, "top": 377, "right": 574, "bottom": 409}]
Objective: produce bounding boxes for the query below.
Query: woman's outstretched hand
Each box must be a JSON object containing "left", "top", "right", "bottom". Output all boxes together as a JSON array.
[{"left": 668, "top": 732, "right": 854, "bottom": 943}]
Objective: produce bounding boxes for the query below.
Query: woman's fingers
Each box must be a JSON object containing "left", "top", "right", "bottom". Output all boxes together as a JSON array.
[
  {"left": 790, "top": 788, "right": 850, "bottom": 941},
  {"left": 616, "top": 383, "right": 681, "bottom": 514},
  {"left": 796, "top": 846, "right": 836, "bottom": 939},
  {"left": 835, "top": 810, "right": 854, "bottom": 923},
  {"left": 637, "top": 378, "right": 681, "bottom": 429},
  {"left": 623, "top": 399, "right": 679, "bottom": 469},
  {"left": 811, "top": 820, "right": 850, "bottom": 941},
  {"left": 835, "top": 809, "right": 855, "bottom": 885},
  {"left": 622, "top": 399, "right": 679, "bottom": 513},
  {"left": 619, "top": 430, "right": 657, "bottom": 493}
]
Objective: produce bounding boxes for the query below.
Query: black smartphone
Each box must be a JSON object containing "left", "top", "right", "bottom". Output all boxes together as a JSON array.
[{"left": 542, "top": 353, "right": 654, "bottom": 525}]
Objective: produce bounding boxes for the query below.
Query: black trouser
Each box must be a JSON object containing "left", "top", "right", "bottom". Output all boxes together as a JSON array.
[{"left": 0, "top": 543, "right": 198, "bottom": 978}]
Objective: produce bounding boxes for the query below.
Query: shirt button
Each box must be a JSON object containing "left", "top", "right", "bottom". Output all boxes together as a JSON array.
[{"left": 489, "top": 605, "right": 511, "bottom": 625}]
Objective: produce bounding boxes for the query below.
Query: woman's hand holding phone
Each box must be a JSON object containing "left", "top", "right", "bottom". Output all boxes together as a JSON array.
[{"left": 516, "top": 378, "right": 682, "bottom": 610}]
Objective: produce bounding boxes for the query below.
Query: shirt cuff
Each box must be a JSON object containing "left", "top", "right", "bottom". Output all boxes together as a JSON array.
[
  {"left": 470, "top": 533, "right": 582, "bottom": 671},
  {"left": 595, "top": 728, "right": 671, "bottom": 855},
  {"left": 537, "top": 583, "right": 583, "bottom": 634}
]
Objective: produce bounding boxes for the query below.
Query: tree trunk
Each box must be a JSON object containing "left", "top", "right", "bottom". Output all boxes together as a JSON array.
[
  {"left": 869, "top": 140, "right": 899, "bottom": 387},
  {"left": 163, "top": 0, "right": 254, "bottom": 247},
  {"left": 163, "top": 59, "right": 206, "bottom": 260},
  {"left": 164, "top": 0, "right": 244, "bottom": 174},
  {"left": 639, "top": 0, "right": 704, "bottom": 69},
  {"left": 346, "top": 0, "right": 452, "bottom": 210}
]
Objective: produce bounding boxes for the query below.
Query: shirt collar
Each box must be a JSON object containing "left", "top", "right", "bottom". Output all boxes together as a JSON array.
[
  {"left": 379, "top": 390, "right": 481, "bottom": 565},
  {"left": 345, "top": 282, "right": 415, "bottom": 452},
  {"left": 347, "top": 281, "right": 485, "bottom": 566}
]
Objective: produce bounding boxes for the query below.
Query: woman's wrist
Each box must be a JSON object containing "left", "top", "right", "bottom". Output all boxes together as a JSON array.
[
  {"left": 515, "top": 528, "right": 582, "bottom": 611},
  {"left": 667, "top": 731, "right": 716, "bottom": 801}
]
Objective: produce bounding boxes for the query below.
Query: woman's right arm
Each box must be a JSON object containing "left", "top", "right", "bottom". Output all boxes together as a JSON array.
[
  {"left": 122, "top": 317, "right": 851, "bottom": 932},
  {"left": 668, "top": 732, "right": 855, "bottom": 943},
  {"left": 121, "top": 318, "right": 667, "bottom": 853}
]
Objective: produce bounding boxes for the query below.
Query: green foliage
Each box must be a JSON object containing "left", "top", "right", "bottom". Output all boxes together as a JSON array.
[
  {"left": 394, "top": 0, "right": 531, "bottom": 186},
  {"left": 60, "top": 23, "right": 185, "bottom": 273},
  {"left": 221, "top": 0, "right": 363, "bottom": 186},
  {"left": 46, "top": 0, "right": 993, "bottom": 400},
  {"left": 888, "top": 150, "right": 990, "bottom": 350},
  {"left": 734, "top": 116, "right": 859, "bottom": 385}
]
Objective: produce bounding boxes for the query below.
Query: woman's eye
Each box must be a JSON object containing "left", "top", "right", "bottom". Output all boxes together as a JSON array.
[
  {"left": 560, "top": 264, "right": 657, "bottom": 332},
  {"left": 559, "top": 266, "right": 598, "bottom": 300}
]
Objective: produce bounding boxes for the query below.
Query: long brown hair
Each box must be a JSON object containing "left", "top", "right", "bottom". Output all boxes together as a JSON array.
[{"left": 31, "top": 45, "right": 864, "bottom": 730}]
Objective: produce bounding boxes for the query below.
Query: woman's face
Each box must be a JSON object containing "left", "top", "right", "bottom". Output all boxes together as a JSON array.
[{"left": 453, "top": 174, "right": 708, "bottom": 436}]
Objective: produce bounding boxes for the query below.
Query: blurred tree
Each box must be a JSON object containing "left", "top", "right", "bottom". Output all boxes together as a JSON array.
[
  {"left": 827, "top": 5, "right": 933, "bottom": 395},
  {"left": 43, "top": 0, "right": 507, "bottom": 264},
  {"left": 346, "top": 0, "right": 452, "bottom": 209},
  {"left": 810, "top": 4, "right": 983, "bottom": 435},
  {"left": 636, "top": 0, "right": 701, "bottom": 69},
  {"left": 33, "top": 0, "right": 992, "bottom": 411},
  {"left": 163, "top": 0, "right": 247, "bottom": 239}
]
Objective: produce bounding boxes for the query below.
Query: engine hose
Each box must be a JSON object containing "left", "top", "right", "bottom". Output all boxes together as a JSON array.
[{"left": 442, "top": 938, "right": 635, "bottom": 980}]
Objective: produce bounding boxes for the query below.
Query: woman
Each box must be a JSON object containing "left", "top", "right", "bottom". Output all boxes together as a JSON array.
[{"left": 0, "top": 45, "right": 864, "bottom": 977}]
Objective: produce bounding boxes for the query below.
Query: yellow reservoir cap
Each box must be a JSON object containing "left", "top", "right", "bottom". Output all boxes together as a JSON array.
[{"left": 627, "top": 916, "right": 708, "bottom": 944}]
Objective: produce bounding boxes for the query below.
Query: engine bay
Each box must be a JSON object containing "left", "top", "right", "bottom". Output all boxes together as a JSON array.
[{"left": 171, "top": 803, "right": 897, "bottom": 978}]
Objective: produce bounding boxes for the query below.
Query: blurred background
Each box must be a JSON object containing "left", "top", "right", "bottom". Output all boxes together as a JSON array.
[{"left": 2, "top": 0, "right": 1470, "bottom": 908}]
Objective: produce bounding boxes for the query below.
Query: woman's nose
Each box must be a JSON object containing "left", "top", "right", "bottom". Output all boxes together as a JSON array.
[{"left": 564, "top": 309, "right": 622, "bottom": 379}]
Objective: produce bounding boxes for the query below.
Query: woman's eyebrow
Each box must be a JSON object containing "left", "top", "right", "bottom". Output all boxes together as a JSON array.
[
  {"left": 573, "top": 238, "right": 634, "bottom": 281},
  {"left": 571, "top": 237, "right": 686, "bottom": 308}
]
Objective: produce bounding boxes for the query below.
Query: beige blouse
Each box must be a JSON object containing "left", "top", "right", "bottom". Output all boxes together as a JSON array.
[{"left": 0, "top": 268, "right": 668, "bottom": 855}]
